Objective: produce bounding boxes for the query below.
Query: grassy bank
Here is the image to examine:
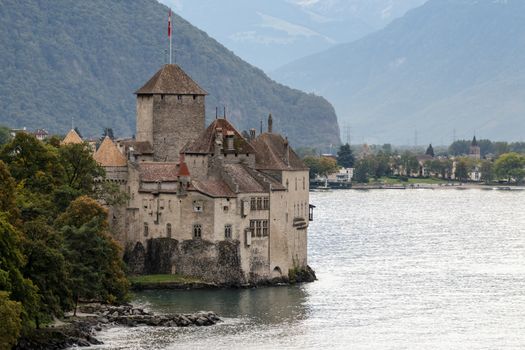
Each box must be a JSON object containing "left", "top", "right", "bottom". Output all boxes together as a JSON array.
[{"left": 129, "top": 274, "right": 203, "bottom": 286}]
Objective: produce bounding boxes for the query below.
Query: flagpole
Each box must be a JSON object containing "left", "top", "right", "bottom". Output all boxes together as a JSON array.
[{"left": 168, "top": 9, "right": 172, "bottom": 64}]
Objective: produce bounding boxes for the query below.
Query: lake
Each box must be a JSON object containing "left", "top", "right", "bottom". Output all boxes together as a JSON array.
[{"left": 92, "top": 189, "right": 525, "bottom": 349}]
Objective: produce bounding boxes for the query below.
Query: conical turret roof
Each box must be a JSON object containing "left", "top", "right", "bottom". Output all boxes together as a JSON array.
[
  {"left": 94, "top": 136, "right": 127, "bottom": 167},
  {"left": 135, "top": 64, "right": 207, "bottom": 95},
  {"left": 61, "top": 129, "right": 83, "bottom": 145}
]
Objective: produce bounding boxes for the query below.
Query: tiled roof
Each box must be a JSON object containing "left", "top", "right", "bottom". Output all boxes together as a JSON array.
[
  {"left": 182, "top": 118, "right": 256, "bottom": 155},
  {"left": 118, "top": 140, "right": 154, "bottom": 155},
  {"left": 139, "top": 162, "right": 179, "bottom": 182},
  {"left": 191, "top": 179, "right": 236, "bottom": 198},
  {"left": 135, "top": 64, "right": 207, "bottom": 95},
  {"left": 223, "top": 163, "right": 286, "bottom": 193},
  {"left": 250, "top": 133, "right": 308, "bottom": 171},
  {"left": 93, "top": 137, "right": 127, "bottom": 167},
  {"left": 61, "top": 129, "right": 83, "bottom": 145}
]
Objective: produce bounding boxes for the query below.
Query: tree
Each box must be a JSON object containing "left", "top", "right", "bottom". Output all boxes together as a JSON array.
[
  {"left": 0, "top": 214, "right": 39, "bottom": 335},
  {"left": 400, "top": 152, "right": 419, "bottom": 176},
  {"left": 303, "top": 156, "right": 338, "bottom": 179},
  {"left": 58, "top": 197, "right": 128, "bottom": 312},
  {"left": 337, "top": 143, "right": 355, "bottom": 168},
  {"left": 494, "top": 152, "right": 525, "bottom": 184},
  {"left": 480, "top": 160, "right": 494, "bottom": 184},
  {"left": 425, "top": 144, "right": 435, "bottom": 157},
  {"left": 353, "top": 159, "right": 370, "bottom": 183},
  {"left": 448, "top": 140, "right": 470, "bottom": 156},
  {"left": 58, "top": 143, "right": 104, "bottom": 193},
  {"left": 454, "top": 159, "right": 469, "bottom": 182},
  {"left": 0, "top": 133, "right": 64, "bottom": 192},
  {"left": 0, "top": 125, "right": 11, "bottom": 146},
  {"left": 0, "top": 291, "right": 22, "bottom": 350},
  {"left": 0, "top": 161, "right": 19, "bottom": 224}
]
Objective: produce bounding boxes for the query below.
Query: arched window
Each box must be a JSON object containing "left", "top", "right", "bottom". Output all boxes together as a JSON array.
[
  {"left": 166, "top": 223, "right": 172, "bottom": 238},
  {"left": 143, "top": 222, "right": 149, "bottom": 237},
  {"left": 193, "top": 224, "right": 202, "bottom": 238}
]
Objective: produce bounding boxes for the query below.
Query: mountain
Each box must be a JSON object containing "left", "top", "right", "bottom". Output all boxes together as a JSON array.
[
  {"left": 273, "top": 0, "right": 525, "bottom": 145},
  {"left": 159, "top": 0, "right": 427, "bottom": 71},
  {"left": 0, "top": 0, "right": 340, "bottom": 149}
]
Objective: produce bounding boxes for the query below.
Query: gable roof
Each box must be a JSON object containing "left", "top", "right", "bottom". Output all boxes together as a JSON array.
[
  {"left": 182, "top": 118, "right": 256, "bottom": 155},
  {"left": 222, "top": 163, "right": 286, "bottom": 193},
  {"left": 250, "top": 133, "right": 308, "bottom": 171},
  {"left": 191, "top": 179, "right": 236, "bottom": 198},
  {"left": 61, "top": 129, "right": 83, "bottom": 145},
  {"left": 135, "top": 64, "right": 207, "bottom": 95},
  {"left": 139, "top": 162, "right": 179, "bottom": 182},
  {"left": 93, "top": 137, "right": 127, "bottom": 167}
]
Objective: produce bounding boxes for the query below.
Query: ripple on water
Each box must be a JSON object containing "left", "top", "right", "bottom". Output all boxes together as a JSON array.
[{"left": 89, "top": 189, "right": 525, "bottom": 350}]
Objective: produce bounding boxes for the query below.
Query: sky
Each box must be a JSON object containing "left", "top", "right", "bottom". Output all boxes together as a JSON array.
[{"left": 157, "top": 0, "right": 427, "bottom": 72}]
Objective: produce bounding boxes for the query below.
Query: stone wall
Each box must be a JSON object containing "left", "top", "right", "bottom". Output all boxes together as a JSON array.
[
  {"left": 124, "top": 238, "right": 246, "bottom": 285},
  {"left": 152, "top": 94, "right": 205, "bottom": 161}
]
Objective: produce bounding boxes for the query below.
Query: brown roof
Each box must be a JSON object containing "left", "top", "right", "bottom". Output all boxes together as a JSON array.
[
  {"left": 222, "top": 163, "right": 286, "bottom": 193},
  {"left": 191, "top": 179, "right": 236, "bottom": 198},
  {"left": 118, "top": 140, "right": 154, "bottom": 155},
  {"left": 139, "top": 162, "right": 180, "bottom": 182},
  {"left": 182, "top": 118, "right": 256, "bottom": 155},
  {"left": 61, "top": 129, "right": 83, "bottom": 145},
  {"left": 94, "top": 137, "right": 127, "bottom": 167},
  {"left": 251, "top": 133, "right": 308, "bottom": 171},
  {"left": 135, "top": 64, "right": 207, "bottom": 95}
]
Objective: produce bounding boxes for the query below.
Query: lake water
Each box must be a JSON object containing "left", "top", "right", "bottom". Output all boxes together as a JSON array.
[{"left": 92, "top": 189, "right": 525, "bottom": 349}]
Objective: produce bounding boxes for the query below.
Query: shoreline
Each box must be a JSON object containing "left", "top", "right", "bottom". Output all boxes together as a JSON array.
[
  {"left": 327, "top": 183, "right": 525, "bottom": 191},
  {"left": 15, "top": 303, "right": 221, "bottom": 350}
]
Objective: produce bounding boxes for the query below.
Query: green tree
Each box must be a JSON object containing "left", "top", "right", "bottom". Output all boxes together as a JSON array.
[
  {"left": 303, "top": 156, "right": 338, "bottom": 179},
  {"left": 400, "top": 152, "right": 419, "bottom": 176},
  {"left": 58, "top": 143, "right": 104, "bottom": 193},
  {"left": 58, "top": 197, "right": 128, "bottom": 313},
  {"left": 448, "top": 140, "right": 470, "bottom": 156},
  {"left": 425, "top": 144, "right": 435, "bottom": 157},
  {"left": 0, "top": 125, "right": 11, "bottom": 146},
  {"left": 337, "top": 143, "right": 355, "bottom": 168},
  {"left": 494, "top": 152, "right": 525, "bottom": 183},
  {"left": 0, "top": 291, "right": 22, "bottom": 350},
  {"left": 0, "top": 214, "right": 39, "bottom": 335},
  {"left": 353, "top": 159, "right": 370, "bottom": 183},
  {"left": 0, "top": 133, "right": 64, "bottom": 192},
  {"left": 480, "top": 160, "right": 494, "bottom": 184},
  {"left": 455, "top": 159, "right": 469, "bottom": 182},
  {"left": 0, "top": 161, "right": 19, "bottom": 224}
]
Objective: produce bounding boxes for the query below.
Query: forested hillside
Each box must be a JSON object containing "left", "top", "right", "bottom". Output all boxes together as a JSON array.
[{"left": 0, "top": 0, "right": 340, "bottom": 148}]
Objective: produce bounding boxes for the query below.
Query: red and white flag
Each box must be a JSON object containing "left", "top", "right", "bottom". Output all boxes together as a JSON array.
[{"left": 168, "top": 9, "right": 172, "bottom": 38}]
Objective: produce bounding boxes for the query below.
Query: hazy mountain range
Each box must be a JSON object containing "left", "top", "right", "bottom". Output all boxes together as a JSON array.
[
  {"left": 159, "top": 0, "right": 427, "bottom": 71},
  {"left": 273, "top": 0, "right": 525, "bottom": 145},
  {"left": 0, "top": 0, "right": 340, "bottom": 149}
]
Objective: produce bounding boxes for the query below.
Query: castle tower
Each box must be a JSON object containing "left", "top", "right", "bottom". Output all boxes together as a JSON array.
[{"left": 135, "top": 64, "right": 207, "bottom": 161}]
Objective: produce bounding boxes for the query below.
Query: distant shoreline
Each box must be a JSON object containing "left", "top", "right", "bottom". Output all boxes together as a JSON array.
[{"left": 313, "top": 183, "right": 525, "bottom": 191}]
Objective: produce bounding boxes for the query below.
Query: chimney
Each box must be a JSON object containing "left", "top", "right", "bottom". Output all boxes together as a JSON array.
[
  {"left": 226, "top": 131, "right": 235, "bottom": 151},
  {"left": 268, "top": 113, "right": 273, "bottom": 133},
  {"left": 284, "top": 137, "right": 290, "bottom": 166},
  {"left": 215, "top": 128, "right": 223, "bottom": 156},
  {"left": 249, "top": 128, "right": 256, "bottom": 140}
]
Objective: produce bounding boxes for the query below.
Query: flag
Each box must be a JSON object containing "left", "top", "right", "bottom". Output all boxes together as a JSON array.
[{"left": 168, "top": 9, "right": 172, "bottom": 38}]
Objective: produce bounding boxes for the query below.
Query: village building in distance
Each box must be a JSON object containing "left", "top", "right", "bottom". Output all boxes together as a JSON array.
[{"left": 63, "top": 64, "right": 315, "bottom": 285}]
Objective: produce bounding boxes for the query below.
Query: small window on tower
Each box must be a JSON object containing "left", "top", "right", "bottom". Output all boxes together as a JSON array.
[
  {"left": 193, "top": 201, "right": 203, "bottom": 212},
  {"left": 177, "top": 95, "right": 182, "bottom": 101},
  {"left": 193, "top": 95, "right": 197, "bottom": 100},
  {"left": 193, "top": 224, "right": 202, "bottom": 238},
  {"left": 224, "top": 224, "right": 232, "bottom": 239}
]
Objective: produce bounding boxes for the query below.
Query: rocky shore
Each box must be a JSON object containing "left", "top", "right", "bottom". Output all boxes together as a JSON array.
[{"left": 15, "top": 303, "right": 221, "bottom": 350}]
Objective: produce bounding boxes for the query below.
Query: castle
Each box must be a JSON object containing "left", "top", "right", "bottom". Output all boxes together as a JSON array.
[{"left": 64, "top": 64, "right": 314, "bottom": 285}]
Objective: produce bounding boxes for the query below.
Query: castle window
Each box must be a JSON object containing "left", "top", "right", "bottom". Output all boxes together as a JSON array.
[
  {"left": 144, "top": 222, "right": 149, "bottom": 237},
  {"left": 193, "top": 224, "right": 202, "bottom": 238},
  {"left": 262, "top": 220, "right": 268, "bottom": 237},
  {"left": 177, "top": 95, "right": 182, "bottom": 101},
  {"left": 161, "top": 94, "right": 164, "bottom": 100},
  {"left": 223, "top": 205, "right": 229, "bottom": 212},
  {"left": 256, "top": 197, "right": 262, "bottom": 210},
  {"left": 166, "top": 223, "right": 172, "bottom": 238},
  {"left": 263, "top": 197, "right": 269, "bottom": 210},
  {"left": 224, "top": 224, "right": 232, "bottom": 239},
  {"left": 159, "top": 199, "right": 165, "bottom": 210},
  {"left": 295, "top": 177, "right": 298, "bottom": 191},
  {"left": 303, "top": 177, "right": 306, "bottom": 190},
  {"left": 193, "top": 200, "right": 203, "bottom": 212},
  {"left": 193, "top": 95, "right": 197, "bottom": 100},
  {"left": 256, "top": 220, "right": 262, "bottom": 237},
  {"left": 142, "top": 199, "right": 148, "bottom": 209},
  {"left": 250, "top": 197, "right": 256, "bottom": 210},
  {"left": 249, "top": 220, "right": 256, "bottom": 237}
]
